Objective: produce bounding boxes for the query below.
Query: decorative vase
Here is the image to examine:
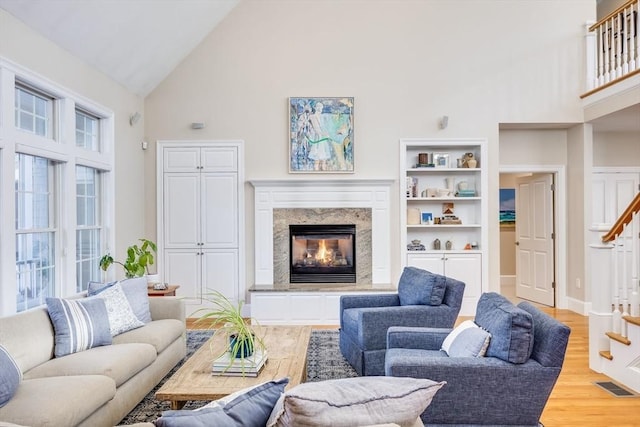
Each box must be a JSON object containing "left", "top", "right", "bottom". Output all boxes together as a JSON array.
[
  {"left": 229, "top": 334, "right": 255, "bottom": 358},
  {"left": 466, "top": 159, "right": 477, "bottom": 168}
]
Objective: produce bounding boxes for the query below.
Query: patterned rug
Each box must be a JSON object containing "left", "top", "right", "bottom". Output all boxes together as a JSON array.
[{"left": 119, "top": 329, "right": 356, "bottom": 425}]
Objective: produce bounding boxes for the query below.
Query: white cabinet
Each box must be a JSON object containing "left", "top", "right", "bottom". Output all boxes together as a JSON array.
[
  {"left": 158, "top": 142, "right": 244, "bottom": 308},
  {"left": 407, "top": 252, "right": 482, "bottom": 315},
  {"left": 400, "top": 138, "right": 488, "bottom": 315}
]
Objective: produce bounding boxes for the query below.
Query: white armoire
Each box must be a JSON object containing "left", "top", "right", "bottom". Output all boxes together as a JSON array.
[{"left": 157, "top": 140, "right": 244, "bottom": 310}]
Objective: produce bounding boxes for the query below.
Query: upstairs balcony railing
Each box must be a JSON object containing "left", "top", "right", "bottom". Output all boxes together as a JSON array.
[{"left": 585, "top": 0, "right": 640, "bottom": 94}]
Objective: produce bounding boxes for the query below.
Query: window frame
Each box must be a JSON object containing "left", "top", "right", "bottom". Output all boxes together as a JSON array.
[{"left": 0, "top": 57, "right": 116, "bottom": 315}]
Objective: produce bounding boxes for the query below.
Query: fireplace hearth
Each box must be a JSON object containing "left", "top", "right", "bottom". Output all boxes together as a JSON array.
[{"left": 289, "top": 224, "right": 356, "bottom": 283}]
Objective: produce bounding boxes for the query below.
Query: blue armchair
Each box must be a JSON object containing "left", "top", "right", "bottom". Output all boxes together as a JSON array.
[
  {"left": 385, "top": 292, "right": 571, "bottom": 426},
  {"left": 339, "top": 267, "right": 465, "bottom": 376}
]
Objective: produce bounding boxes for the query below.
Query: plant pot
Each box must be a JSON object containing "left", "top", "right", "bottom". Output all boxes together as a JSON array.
[{"left": 229, "top": 333, "right": 255, "bottom": 358}]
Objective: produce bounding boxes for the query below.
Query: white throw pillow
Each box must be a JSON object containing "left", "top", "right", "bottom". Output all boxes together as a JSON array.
[
  {"left": 266, "top": 376, "right": 445, "bottom": 427},
  {"left": 441, "top": 319, "right": 491, "bottom": 357},
  {"left": 92, "top": 282, "right": 144, "bottom": 336}
]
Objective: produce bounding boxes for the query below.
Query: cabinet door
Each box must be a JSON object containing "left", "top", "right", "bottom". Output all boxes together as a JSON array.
[
  {"left": 164, "top": 173, "right": 200, "bottom": 247},
  {"left": 201, "top": 249, "right": 238, "bottom": 302},
  {"left": 406, "top": 253, "right": 445, "bottom": 275},
  {"left": 202, "top": 173, "right": 238, "bottom": 247},
  {"left": 443, "top": 253, "right": 481, "bottom": 297},
  {"left": 164, "top": 249, "right": 201, "bottom": 303},
  {"left": 201, "top": 147, "right": 238, "bottom": 172},
  {"left": 163, "top": 147, "right": 200, "bottom": 172}
]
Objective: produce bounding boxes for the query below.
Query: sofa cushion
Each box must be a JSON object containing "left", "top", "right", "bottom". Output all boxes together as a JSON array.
[
  {"left": 155, "top": 378, "right": 288, "bottom": 427},
  {"left": 398, "top": 267, "right": 446, "bottom": 306},
  {"left": 267, "top": 376, "right": 445, "bottom": 427},
  {"left": 92, "top": 282, "right": 145, "bottom": 336},
  {"left": 0, "top": 375, "right": 115, "bottom": 427},
  {"left": 0, "top": 345, "right": 22, "bottom": 408},
  {"left": 89, "top": 277, "right": 152, "bottom": 323},
  {"left": 24, "top": 343, "right": 156, "bottom": 387},
  {"left": 474, "top": 292, "right": 534, "bottom": 364},
  {"left": 443, "top": 321, "right": 491, "bottom": 358},
  {"left": 46, "top": 296, "right": 112, "bottom": 357},
  {"left": 113, "top": 318, "right": 185, "bottom": 354}
]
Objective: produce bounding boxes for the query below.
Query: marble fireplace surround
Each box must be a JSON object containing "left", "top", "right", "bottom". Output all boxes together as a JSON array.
[{"left": 250, "top": 179, "right": 393, "bottom": 286}]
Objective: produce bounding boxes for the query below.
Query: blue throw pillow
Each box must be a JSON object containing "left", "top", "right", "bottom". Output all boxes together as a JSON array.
[
  {"left": 46, "top": 297, "right": 113, "bottom": 357},
  {"left": 155, "top": 377, "right": 289, "bottom": 427},
  {"left": 0, "top": 344, "right": 22, "bottom": 408},
  {"left": 398, "top": 267, "right": 447, "bottom": 306},
  {"left": 475, "top": 292, "right": 534, "bottom": 364},
  {"left": 88, "top": 277, "right": 152, "bottom": 323}
]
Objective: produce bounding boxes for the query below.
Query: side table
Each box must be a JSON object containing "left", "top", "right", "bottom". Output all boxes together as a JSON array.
[{"left": 147, "top": 285, "right": 180, "bottom": 297}]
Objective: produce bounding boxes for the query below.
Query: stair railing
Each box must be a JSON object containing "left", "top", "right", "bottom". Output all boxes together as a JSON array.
[
  {"left": 602, "top": 192, "right": 640, "bottom": 336},
  {"left": 584, "top": 0, "right": 640, "bottom": 94}
]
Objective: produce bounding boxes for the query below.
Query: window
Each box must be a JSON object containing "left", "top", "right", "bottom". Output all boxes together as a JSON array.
[
  {"left": 76, "top": 109, "right": 100, "bottom": 151},
  {"left": 76, "top": 165, "right": 102, "bottom": 291},
  {"left": 15, "top": 154, "right": 57, "bottom": 312},
  {"left": 15, "top": 84, "right": 54, "bottom": 138}
]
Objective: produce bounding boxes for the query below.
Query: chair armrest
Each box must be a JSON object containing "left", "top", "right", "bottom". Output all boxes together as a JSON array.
[
  {"left": 387, "top": 326, "right": 451, "bottom": 350},
  {"left": 149, "top": 297, "right": 185, "bottom": 322},
  {"left": 340, "top": 293, "right": 400, "bottom": 310}
]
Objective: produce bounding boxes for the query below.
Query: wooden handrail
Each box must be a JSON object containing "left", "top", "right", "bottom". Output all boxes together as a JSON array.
[
  {"left": 589, "top": 0, "right": 638, "bottom": 32},
  {"left": 602, "top": 192, "right": 640, "bottom": 242}
]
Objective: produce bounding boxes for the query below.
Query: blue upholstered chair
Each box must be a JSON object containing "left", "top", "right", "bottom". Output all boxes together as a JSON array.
[
  {"left": 385, "top": 292, "right": 571, "bottom": 426},
  {"left": 339, "top": 267, "right": 465, "bottom": 376}
]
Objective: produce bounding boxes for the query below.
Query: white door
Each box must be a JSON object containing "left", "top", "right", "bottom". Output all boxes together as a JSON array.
[
  {"left": 515, "top": 174, "right": 555, "bottom": 306},
  {"left": 163, "top": 173, "right": 201, "bottom": 247}
]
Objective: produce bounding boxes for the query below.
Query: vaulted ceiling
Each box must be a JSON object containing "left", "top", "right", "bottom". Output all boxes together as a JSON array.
[
  {"left": 0, "top": 0, "right": 240, "bottom": 97},
  {"left": 1, "top": 0, "right": 638, "bottom": 132}
]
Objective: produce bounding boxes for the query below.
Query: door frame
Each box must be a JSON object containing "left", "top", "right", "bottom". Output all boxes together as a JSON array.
[{"left": 499, "top": 165, "right": 567, "bottom": 309}]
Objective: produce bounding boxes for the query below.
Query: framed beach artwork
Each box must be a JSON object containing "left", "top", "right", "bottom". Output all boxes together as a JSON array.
[
  {"left": 289, "top": 97, "right": 354, "bottom": 173},
  {"left": 500, "top": 188, "right": 516, "bottom": 228}
]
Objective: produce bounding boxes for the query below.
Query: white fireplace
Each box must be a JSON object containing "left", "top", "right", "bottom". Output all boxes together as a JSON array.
[{"left": 250, "top": 179, "right": 394, "bottom": 286}]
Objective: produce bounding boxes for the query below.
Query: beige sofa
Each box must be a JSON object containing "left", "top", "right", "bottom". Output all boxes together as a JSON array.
[{"left": 0, "top": 296, "right": 185, "bottom": 427}]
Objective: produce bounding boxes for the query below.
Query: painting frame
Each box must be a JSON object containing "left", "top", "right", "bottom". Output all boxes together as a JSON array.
[
  {"left": 500, "top": 188, "right": 516, "bottom": 228},
  {"left": 289, "top": 97, "right": 354, "bottom": 173},
  {"left": 433, "top": 152, "right": 450, "bottom": 168},
  {"left": 421, "top": 212, "right": 433, "bottom": 225}
]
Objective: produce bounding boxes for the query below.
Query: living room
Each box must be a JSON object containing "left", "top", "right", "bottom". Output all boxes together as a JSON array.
[{"left": 1, "top": 0, "right": 639, "bottom": 425}]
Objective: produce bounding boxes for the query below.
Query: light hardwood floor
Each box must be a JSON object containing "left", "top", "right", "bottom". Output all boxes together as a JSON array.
[{"left": 190, "top": 309, "right": 640, "bottom": 426}]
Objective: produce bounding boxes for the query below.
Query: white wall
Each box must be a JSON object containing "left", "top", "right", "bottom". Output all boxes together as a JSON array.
[
  {"left": 0, "top": 9, "right": 146, "bottom": 265},
  {"left": 143, "top": 1, "right": 595, "bottom": 298},
  {"left": 594, "top": 132, "right": 640, "bottom": 166}
]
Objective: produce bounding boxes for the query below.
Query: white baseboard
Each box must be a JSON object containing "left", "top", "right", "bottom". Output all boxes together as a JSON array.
[{"left": 567, "top": 297, "right": 591, "bottom": 316}]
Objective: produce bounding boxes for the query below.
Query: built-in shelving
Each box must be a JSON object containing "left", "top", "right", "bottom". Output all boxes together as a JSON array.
[{"left": 400, "top": 138, "right": 488, "bottom": 315}]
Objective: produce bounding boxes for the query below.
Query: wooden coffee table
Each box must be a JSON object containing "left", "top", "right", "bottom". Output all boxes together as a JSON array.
[{"left": 156, "top": 325, "right": 312, "bottom": 409}]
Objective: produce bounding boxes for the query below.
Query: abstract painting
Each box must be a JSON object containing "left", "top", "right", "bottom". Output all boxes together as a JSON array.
[{"left": 289, "top": 97, "right": 354, "bottom": 173}]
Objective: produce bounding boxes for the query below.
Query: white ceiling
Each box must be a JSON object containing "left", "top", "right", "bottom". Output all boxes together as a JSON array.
[
  {"left": 0, "top": 0, "right": 240, "bottom": 97},
  {"left": 0, "top": 0, "right": 638, "bottom": 132}
]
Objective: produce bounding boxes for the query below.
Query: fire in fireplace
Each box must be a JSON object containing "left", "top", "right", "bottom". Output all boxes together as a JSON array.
[{"left": 289, "top": 224, "right": 356, "bottom": 283}]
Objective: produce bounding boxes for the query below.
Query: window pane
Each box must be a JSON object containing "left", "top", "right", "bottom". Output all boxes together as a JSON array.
[
  {"left": 15, "top": 86, "right": 52, "bottom": 138},
  {"left": 15, "top": 153, "right": 56, "bottom": 312},
  {"left": 75, "top": 110, "right": 100, "bottom": 151},
  {"left": 16, "top": 232, "right": 55, "bottom": 311},
  {"left": 76, "top": 166, "right": 101, "bottom": 291},
  {"left": 15, "top": 155, "right": 52, "bottom": 230}
]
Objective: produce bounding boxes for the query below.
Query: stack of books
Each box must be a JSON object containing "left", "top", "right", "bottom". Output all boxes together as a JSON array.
[
  {"left": 456, "top": 189, "right": 476, "bottom": 197},
  {"left": 212, "top": 349, "right": 268, "bottom": 377}
]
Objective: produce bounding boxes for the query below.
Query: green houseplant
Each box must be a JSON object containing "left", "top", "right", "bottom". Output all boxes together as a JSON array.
[
  {"left": 99, "top": 238, "right": 157, "bottom": 279},
  {"left": 191, "top": 290, "right": 265, "bottom": 373}
]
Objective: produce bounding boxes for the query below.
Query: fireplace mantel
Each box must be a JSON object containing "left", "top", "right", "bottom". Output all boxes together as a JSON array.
[{"left": 250, "top": 179, "right": 394, "bottom": 286}]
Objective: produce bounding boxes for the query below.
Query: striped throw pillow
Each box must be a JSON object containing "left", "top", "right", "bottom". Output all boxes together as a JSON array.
[{"left": 46, "top": 297, "right": 112, "bottom": 357}]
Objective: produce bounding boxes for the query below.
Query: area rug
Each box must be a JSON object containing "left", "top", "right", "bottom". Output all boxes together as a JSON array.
[{"left": 119, "top": 329, "right": 356, "bottom": 425}]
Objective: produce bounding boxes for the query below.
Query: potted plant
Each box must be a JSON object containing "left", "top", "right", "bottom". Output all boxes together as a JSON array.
[
  {"left": 99, "top": 238, "right": 158, "bottom": 280},
  {"left": 191, "top": 290, "right": 265, "bottom": 374}
]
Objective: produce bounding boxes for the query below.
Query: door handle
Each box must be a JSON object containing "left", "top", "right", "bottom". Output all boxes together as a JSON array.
[{"left": 515, "top": 241, "right": 520, "bottom": 246}]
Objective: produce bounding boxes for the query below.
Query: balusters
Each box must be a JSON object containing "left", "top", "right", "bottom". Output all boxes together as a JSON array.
[
  {"left": 632, "top": 211, "right": 640, "bottom": 317},
  {"left": 613, "top": 235, "right": 622, "bottom": 334}
]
